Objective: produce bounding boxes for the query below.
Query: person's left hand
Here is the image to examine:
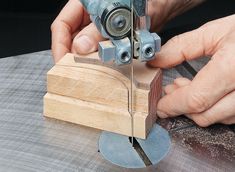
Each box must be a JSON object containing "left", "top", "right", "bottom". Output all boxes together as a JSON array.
[{"left": 149, "top": 14, "right": 235, "bottom": 127}]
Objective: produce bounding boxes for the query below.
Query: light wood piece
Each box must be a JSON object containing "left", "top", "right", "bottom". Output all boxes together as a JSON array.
[{"left": 44, "top": 53, "right": 162, "bottom": 139}]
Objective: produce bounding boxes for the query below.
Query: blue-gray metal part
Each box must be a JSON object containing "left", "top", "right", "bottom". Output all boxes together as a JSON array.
[
  {"left": 80, "top": 0, "right": 131, "bottom": 39},
  {"left": 152, "top": 33, "right": 161, "bottom": 53},
  {"left": 98, "top": 41, "right": 116, "bottom": 62},
  {"left": 98, "top": 38, "right": 131, "bottom": 65},
  {"left": 98, "top": 124, "right": 171, "bottom": 169},
  {"left": 136, "top": 124, "right": 171, "bottom": 165},
  {"left": 133, "top": 0, "right": 146, "bottom": 17},
  {"left": 80, "top": 0, "right": 130, "bottom": 16},
  {"left": 135, "top": 30, "right": 161, "bottom": 62},
  {"left": 112, "top": 38, "right": 131, "bottom": 65},
  {"left": 99, "top": 132, "right": 145, "bottom": 168},
  {"left": 80, "top": 0, "right": 162, "bottom": 65}
]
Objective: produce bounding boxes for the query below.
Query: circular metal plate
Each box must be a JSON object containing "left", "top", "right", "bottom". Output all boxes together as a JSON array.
[
  {"left": 105, "top": 8, "right": 131, "bottom": 38},
  {"left": 98, "top": 124, "right": 171, "bottom": 169}
]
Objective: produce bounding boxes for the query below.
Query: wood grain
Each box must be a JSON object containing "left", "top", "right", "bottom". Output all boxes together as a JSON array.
[{"left": 44, "top": 53, "right": 162, "bottom": 139}]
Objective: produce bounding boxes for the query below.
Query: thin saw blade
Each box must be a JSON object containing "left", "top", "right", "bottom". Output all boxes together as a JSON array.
[
  {"left": 129, "top": 0, "right": 135, "bottom": 146},
  {"left": 129, "top": 0, "right": 149, "bottom": 146}
]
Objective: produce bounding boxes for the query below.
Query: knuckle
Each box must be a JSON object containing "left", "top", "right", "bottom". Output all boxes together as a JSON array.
[
  {"left": 224, "top": 54, "right": 235, "bottom": 73},
  {"left": 200, "top": 19, "right": 219, "bottom": 30},
  {"left": 214, "top": 50, "right": 235, "bottom": 80},
  {"left": 221, "top": 120, "right": 230, "bottom": 125},
  {"left": 50, "top": 21, "right": 57, "bottom": 32},
  {"left": 51, "top": 20, "right": 65, "bottom": 32},
  {"left": 169, "top": 35, "right": 181, "bottom": 44},
  {"left": 200, "top": 21, "right": 213, "bottom": 29},
  {"left": 194, "top": 116, "right": 211, "bottom": 127},
  {"left": 221, "top": 117, "right": 235, "bottom": 125},
  {"left": 187, "top": 92, "right": 210, "bottom": 113}
]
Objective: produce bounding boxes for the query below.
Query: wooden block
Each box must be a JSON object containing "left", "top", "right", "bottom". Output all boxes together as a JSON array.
[{"left": 44, "top": 53, "right": 162, "bottom": 139}]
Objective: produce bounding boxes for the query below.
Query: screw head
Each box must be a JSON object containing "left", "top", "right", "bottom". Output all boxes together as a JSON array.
[
  {"left": 142, "top": 45, "right": 155, "bottom": 59},
  {"left": 119, "top": 51, "right": 131, "bottom": 63},
  {"left": 112, "top": 15, "right": 126, "bottom": 29}
]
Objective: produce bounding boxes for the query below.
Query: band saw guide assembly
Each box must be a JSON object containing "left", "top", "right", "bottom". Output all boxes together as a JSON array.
[{"left": 44, "top": 0, "right": 171, "bottom": 169}]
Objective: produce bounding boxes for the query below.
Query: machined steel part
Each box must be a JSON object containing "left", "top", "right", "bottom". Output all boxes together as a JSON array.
[
  {"left": 101, "top": 3, "right": 131, "bottom": 39},
  {"left": 80, "top": 0, "right": 131, "bottom": 39},
  {"left": 134, "top": 30, "right": 161, "bottom": 62},
  {"left": 133, "top": 0, "right": 146, "bottom": 17},
  {"left": 80, "top": 0, "right": 161, "bottom": 65},
  {"left": 98, "top": 38, "right": 131, "bottom": 65},
  {"left": 98, "top": 124, "right": 171, "bottom": 168},
  {"left": 132, "top": 0, "right": 161, "bottom": 62}
]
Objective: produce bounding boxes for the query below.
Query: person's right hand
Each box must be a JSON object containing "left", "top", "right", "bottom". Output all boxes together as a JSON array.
[
  {"left": 149, "top": 14, "right": 235, "bottom": 126},
  {"left": 51, "top": 0, "right": 205, "bottom": 62}
]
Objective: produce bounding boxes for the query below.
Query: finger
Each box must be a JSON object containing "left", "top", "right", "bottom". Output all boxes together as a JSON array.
[
  {"left": 221, "top": 116, "right": 235, "bottom": 125},
  {"left": 185, "top": 90, "right": 235, "bottom": 127},
  {"left": 71, "top": 23, "right": 105, "bottom": 55},
  {"left": 157, "top": 46, "right": 235, "bottom": 117},
  {"left": 51, "top": 0, "right": 89, "bottom": 62},
  {"left": 148, "top": 20, "right": 226, "bottom": 68},
  {"left": 158, "top": 79, "right": 190, "bottom": 118},
  {"left": 164, "top": 77, "right": 191, "bottom": 95},
  {"left": 173, "top": 77, "right": 191, "bottom": 87},
  {"left": 164, "top": 84, "right": 178, "bottom": 95},
  {"left": 164, "top": 78, "right": 191, "bottom": 94}
]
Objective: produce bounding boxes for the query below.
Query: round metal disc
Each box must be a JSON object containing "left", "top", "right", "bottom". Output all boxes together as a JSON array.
[
  {"left": 98, "top": 124, "right": 171, "bottom": 169},
  {"left": 105, "top": 8, "right": 131, "bottom": 38}
]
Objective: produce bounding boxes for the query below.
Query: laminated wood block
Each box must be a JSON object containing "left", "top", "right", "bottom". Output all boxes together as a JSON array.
[{"left": 44, "top": 53, "right": 162, "bottom": 139}]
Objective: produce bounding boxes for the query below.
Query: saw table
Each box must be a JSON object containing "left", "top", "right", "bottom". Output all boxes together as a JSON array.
[{"left": 0, "top": 50, "right": 234, "bottom": 171}]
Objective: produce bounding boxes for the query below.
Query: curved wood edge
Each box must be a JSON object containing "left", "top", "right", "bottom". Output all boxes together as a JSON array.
[{"left": 57, "top": 53, "right": 161, "bottom": 90}]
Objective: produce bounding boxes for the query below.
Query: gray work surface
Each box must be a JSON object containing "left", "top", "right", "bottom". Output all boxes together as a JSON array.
[{"left": 0, "top": 51, "right": 234, "bottom": 172}]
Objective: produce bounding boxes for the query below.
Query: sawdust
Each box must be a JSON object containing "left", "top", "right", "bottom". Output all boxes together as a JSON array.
[
  {"left": 157, "top": 117, "right": 235, "bottom": 163},
  {"left": 157, "top": 116, "right": 194, "bottom": 131},
  {"left": 172, "top": 125, "right": 235, "bottom": 162}
]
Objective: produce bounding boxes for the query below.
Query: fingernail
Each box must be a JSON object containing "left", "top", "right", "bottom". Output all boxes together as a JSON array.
[
  {"left": 74, "top": 35, "right": 96, "bottom": 53},
  {"left": 157, "top": 110, "right": 168, "bottom": 118}
]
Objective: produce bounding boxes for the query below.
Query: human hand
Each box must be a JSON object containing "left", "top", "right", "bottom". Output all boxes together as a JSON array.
[
  {"left": 149, "top": 14, "right": 235, "bottom": 126},
  {"left": 51, "top": 0, "right": 104, "bottom": 62},
  {"left": 51, "top": 0, "right": 205, "bottom": 62}
]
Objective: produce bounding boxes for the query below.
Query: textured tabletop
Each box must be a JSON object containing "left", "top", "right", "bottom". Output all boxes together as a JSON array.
[{"left": 0, "top": 51, "right": 234, "bottom": 172}]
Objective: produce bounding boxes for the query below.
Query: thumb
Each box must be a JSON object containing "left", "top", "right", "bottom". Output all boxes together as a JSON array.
[
  {"left": 72, "top": 23, "right": 105, "bottom": 55},
  {"left": 149, "top": 23, "right": 222, "bottom": 68}
]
